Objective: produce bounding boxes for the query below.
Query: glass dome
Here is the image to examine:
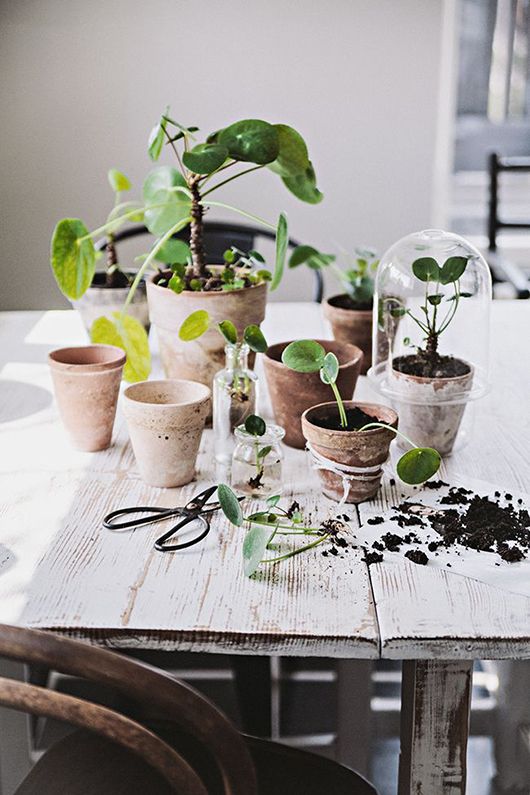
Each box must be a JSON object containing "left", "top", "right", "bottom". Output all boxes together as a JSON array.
[{"left": 368, "top": 229, "right": 492, "bottom": 455}]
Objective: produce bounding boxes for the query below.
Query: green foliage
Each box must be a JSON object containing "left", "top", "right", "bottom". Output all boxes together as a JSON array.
[
  {"left": 179, "top": 310, "right": 268, "bottom": 352},
  {"left": 282, "top": 162, "right": 323, "bottom": 204},
  {"left": 147, "top": 109, "right": 168, "bottom": 161},
  {"left": 289, "top": 245, "right": 378, "bottom": 305},
  {"left": 396, "top": 447, "right": 441, "bottom": 485},
  {"left": 320, "top": 351, "right": 339, "bottom": 384},
  {"left": 50, "top": 219, "right": 96, "bottom": 300},
  {"left": 281, "top": 340, "right": 326, "bottom": 372},
  {"left": 243, "top": 324, "right": 267, "bottom": 353},
  {"left": 178, "top": 309, "right": 210, "bottom": 341},
  {"left": 182, "top": 143, "right": 228, "bottom": 174},
  {"left": 244, "top": 414, "right": 266, "bottom": 436},
  {"left": 268, "top": 124, "right": 309, "bottom": 177},
  {"left": 218, "top": 320, "right": 238, "bottom": 345},
  {"left": 412, "top": 257, "right": 441, "bottom": 282},
  {"left": 271, "top": 212, "right": 288, "bottom": 291},
  {"left": 154, "top": 238, "right": 190, "bottom": 265},
  {"left": 243, "top": 524, "right": 276, "bottom": 577},
  {"left": 218, "top": 483, "right": 243, "bottom": 526},
  {"left": 218, "top": 119, "right": 279, "bottom": 165},
  {"left": 107, "top": 169, "right": 131, "bottom": 193},
  {"left": 143, "top": 166, "right": 191, "bottom": 236},
  {"left": 90, "top": 313, "right": 151, "bottom": 383}
]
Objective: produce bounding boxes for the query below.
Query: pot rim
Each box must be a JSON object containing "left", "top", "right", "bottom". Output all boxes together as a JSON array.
[
  {"left": 148, "top": 269, "right": 268, "bottom": 298},
  {"left": 49, "top": 344, "right": 126, "bottom": 372},
  {"left": 123, "top": 378, "right": 211, "bottom": 409},
  {"left": 86, "top": 272, "right": 146, "bottom": 290},
  {"left": 324, "top": 294, "right": 373, "bottom": 316},
  {"left": 264, "top": 339, "right": 363, "bottom": 370},
  {"left": 391, "top": 357, "right": 474, "bottom": 385},
  {"left": 302, "top": 400, "right": 398, "bottom": 437}
]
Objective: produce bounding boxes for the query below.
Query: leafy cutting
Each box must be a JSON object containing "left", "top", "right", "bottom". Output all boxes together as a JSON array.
[{"left": 289, "top": 245, "right": 379, "bottom": 307}]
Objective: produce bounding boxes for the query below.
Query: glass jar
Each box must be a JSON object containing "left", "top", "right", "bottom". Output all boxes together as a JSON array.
[
  {"left": 213, "top": 343, "right": 258, "bottom": 464},
  {"left": 231, "top": 423, "right": 285, "bottom": 498}
]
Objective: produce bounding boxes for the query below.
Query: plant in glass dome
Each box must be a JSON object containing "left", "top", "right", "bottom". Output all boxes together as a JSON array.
[
  {"left": 282, "top": 340, "right": 441, "bottom": 503},
  {"left": 370, "top": 229, "right": 491, "bottom": 456},
  {"left": 178, "top": 309, "right": 267, "bottom": 463},
  {"left": 288, "top": 245, "right": 378, "bottom": 373}
]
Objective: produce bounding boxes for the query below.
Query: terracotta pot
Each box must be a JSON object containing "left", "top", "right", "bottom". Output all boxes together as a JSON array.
[
  {"left": 323, "top": 295, "right": 373, "bottom": 374},
  {"left": 72, "top": 273, "right": 149, "bottom": 333},
  {"left": 123, "top": 379, "right": 211, "bottom": 488},
  {"left": 147, "top": 275, "right": 267, "bottom": 389},
  {"left": 49, "top": 345, "right": 125, "bottom": 451},
  {"left": 389, "top": 362, "right": 474, "bottom": 456},
  {"left": 263, "top": 340, "right": 363, "bottom": 449},
  {"left": 301, "top": 401, "right": 398, "bottom": 503}
]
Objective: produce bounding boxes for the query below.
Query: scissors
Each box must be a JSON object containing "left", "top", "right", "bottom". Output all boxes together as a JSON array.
[{"left": 102, "top": 485, "right": 241, "bottom": 552}]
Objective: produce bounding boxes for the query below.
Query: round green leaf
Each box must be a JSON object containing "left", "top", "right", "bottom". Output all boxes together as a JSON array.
[
  {"left": 218, "top": 320, "right": 238, "bottom": 345},
  {"left": 439, "top": 256, "right": 468, "bottom": 285},
  {"left": 218, "top": 119, "right": 280, "bottom": 164},
  {"left": 243, "top": 523, "right": 274, "bottom": 577},
  {"left": 90, "top": 313, "right": 151, "bottom": 383},
  {"left": 245, "top": 414, "right": 266, "bottom": 436},
  {"left": 178, "top": 309, "right": 210, "bottom": 341},
  {"left": 281, "top": 340, "right": 326, "bottom": 372},
  {"left": 148, "top": 111, "right": 168, "bottom": 161},
  {"left": 271, "top": 212, "right": 288, "bottom": 291},
  {"left": 182, "top": 143, "right": 228, "bottom": 175},
  {"left": 107, "top": 169, "right": 131, "bottom": 193},
  {"left": 218, "top": 483, "right": 243, "bottom": 527},
  {"left": 243, "top": 324, "right": 267, "bottom": 353},
  {"left": 51, "top": 218, "right": 96, "bottom": 300},
  {"left": 143, "top": 166, "right": 191, "bottom": 236},
  {"left": 282, "top": 161, "right": 323, "bottom": 204},
  {"left": 268, "top": 124, "right": 309, "bottom": 177},
  {"left": 320, "top": 351, "right": 339, "bottom": 385},
  {"left": 288, "top": 245, "right": 335, "bottom": 270},
  {"left": 396, "top": 447, "right": 441, "bottom": 485},
  {"left": 154, "top": 238, "right": 190, "bottom": 265},
  {"left": 412, "top": 257, "right": 441, "bottom": 282}
]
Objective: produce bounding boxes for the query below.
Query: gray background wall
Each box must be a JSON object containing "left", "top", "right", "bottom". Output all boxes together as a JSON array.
[{"left": 0, "top": 0, "right": 456, "bottom": 308}]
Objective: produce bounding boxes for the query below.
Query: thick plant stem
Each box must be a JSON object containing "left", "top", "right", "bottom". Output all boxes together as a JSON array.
[
  {"left": 189, "top": 177, "right": 206, "bottom": 278},
  {"left": 425, "top": 332, "right": 438, "bottom": 362}
]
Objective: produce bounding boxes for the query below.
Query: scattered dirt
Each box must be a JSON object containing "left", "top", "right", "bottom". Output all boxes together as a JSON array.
[
  {"left": 405, "top": 549, "right": 429, "bottom": 566},
  {"left": 393, "top": 353, "right": 470, "bottom": 379},
  {"left": 311, "top": 406, "right": 379, "bottom": 432},
  {"left": 363, "top": 550, "right": 383, "bottom": 565}
]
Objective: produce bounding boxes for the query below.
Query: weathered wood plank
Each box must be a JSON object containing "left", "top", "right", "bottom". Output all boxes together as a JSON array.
[{"left": 398, "top": 660, "right": 472, "bottom": 794}]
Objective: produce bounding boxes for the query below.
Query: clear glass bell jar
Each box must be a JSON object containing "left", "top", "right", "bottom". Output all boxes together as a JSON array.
[{"left": 368, "top": 229, "right": 492, "bottom": 455}]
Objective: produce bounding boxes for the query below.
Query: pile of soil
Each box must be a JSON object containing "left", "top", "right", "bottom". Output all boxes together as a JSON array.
[
  {"left": 364, "top": 481, "right": 529, "bottom": 566},
  {"left": 328, "top": 294, "right": 373, "bottom": 313},
  {"left": 393, "top": 353, "right": 470, "bottom": 379},
  {"left": 312, "top": 406, "right": 379, "bottom": 432},
  {"left": 155, "top": 267, "right": 255, "bottom": 293}
]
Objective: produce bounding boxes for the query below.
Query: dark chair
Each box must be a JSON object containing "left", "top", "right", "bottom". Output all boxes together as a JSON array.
[
  {"left": 97, "top": 220, "right": 324, "bottom": 303},
  {"left": 487, "top": 152, "right": 530, "bottom": 299},
  {"left": 0, "top": 624, "right": 377, "bottom": 794}
]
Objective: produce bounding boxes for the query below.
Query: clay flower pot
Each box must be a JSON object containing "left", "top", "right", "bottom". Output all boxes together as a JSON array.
[
  {"left": 263, "top": 340, "right": 363, "bottom": 449},
  {"left": 123, "top": 379, "right": 211, "bottom": 488},
  {"left": 301, "top": 401, "right": 398, "bottom": 503},
  {"left": 49, "top": 345, "right": 126, "bottom": 451},
  {"left": 147, "top": 275, "right": 267, "bottom": 389},
  {"left": 72, "top": 273, "right": 149, "bottom": 333},
  {"left": 389, "top": 363, "right": 474, "bottom": 456},
  {"left": 323, "top": 295, "right": 373, "bottom": 374}
]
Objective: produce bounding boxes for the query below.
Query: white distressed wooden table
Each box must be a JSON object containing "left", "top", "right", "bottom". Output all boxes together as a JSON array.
[{"left": 0, "top": 302, "right": 529, "bottom": 794}]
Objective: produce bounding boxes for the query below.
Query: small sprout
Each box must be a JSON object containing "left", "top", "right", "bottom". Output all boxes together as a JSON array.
[{"left": 178, "top": 311, "right": 268, "bottom": 353}]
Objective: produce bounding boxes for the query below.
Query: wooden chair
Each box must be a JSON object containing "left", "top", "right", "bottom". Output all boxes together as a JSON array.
[{"left": 0, "top": 624, "right": 378, "bottom": 794}]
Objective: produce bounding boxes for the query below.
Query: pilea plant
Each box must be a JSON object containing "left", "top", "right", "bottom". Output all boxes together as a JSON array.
[
  {"left": 217, "top": 486, "right": 349, "bottom": 577},
  {"left": 178, "top": 310, "right": 267, "bottom": 352},
  {"left": 289, "top": 245, "right": 379, "bottom": 308},
  {"left": 387, "top": 255, "right": 471, "bottom": 373},
  {"left": 241, "top": 414, "right": 273, "bottom": 491},
  {"left": 281, "top": 340, "right": 441, "bottom": 485}
]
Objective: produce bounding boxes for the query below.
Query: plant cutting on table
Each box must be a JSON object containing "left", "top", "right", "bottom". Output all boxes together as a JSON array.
[{"left": 282, "top": 340, "right": 441, "bottom": 486}]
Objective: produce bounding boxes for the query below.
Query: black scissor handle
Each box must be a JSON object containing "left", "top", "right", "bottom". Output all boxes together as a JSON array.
[
  {"left": 103, "top": 506, "right": 182, "bottom": 531},
  {"left": 154, "top": 513, "right": 211, "bottom": 552}
]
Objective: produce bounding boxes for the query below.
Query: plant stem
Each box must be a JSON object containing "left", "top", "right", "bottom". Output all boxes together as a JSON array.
[
  {"left": 329, "top": 379, "right": 348, "bottom": 428},
  {"left": 205, "top": 201, "right": 276, "bottom": 230},
  {"left": 202, "top": 165, "right": 265, "bottom": 198},
  {"left": 189, "top": 177, "right": 206, "bottom": 278},
  {"left": 357, "top": 421, "right": 419, "bottom": 449},
  {"left": 260, "top": 533, "right": 331, "bottom": 564},
  {"left": 162, "top": 125, "right": 187, "bottom": 179}
]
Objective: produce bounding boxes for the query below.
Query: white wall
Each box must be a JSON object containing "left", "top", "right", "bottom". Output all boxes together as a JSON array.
[{"left": 0, "top": 0, "right": 456, "bottom": 309}]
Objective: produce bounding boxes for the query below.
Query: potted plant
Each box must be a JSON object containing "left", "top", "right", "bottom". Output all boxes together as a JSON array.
[
  {"left": 263, "top": 339, "right": 363, "bottom": 448},
  {"left": 143, "top": 110, "right": 323, "bottom": 387},
  {"left": 282, "top": 340, "right": 441, "bottom": 503},
  {"left": 288, "top": 245, "right": 378, "bottom": 373}
]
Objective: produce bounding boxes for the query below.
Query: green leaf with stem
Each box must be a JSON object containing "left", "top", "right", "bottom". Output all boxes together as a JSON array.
[
  {"left": 328, "top": 379, "right": 348, "bottom": 429},
  {"left": 108, "top": 169, "right": 131, "bottom": 193},
  {"left": 50, "top": 219, "right": 96, "bottom": 300},
  {"left": 281, "top": 339, "right": 325, "bottom": 372},
  {"left": 154, "top": 238, "right": 190, "bottom": 265},
  {"left": 412, "top": 257, "right": 441, "bottom": 282},
  {"left": 288, "top": 245, "right": 335, "bottom": 270},
  {"left": 90, "top": 313, "right": 150, "bottom": 383},
  {"left": 218, "top": 483, "right": 243, "bottom": 526},
  {"left": 282, "top": 161, "right": 323, "bottom": 204},
  {"left": 245, "top": 414, "right": 266, "bottom": 436},
  {"left": 270, "top": 212, "right": 288, "bottom": 291},
  {"left": 268, "top": 124, "right": 309, "bottom": 177},
  {"left": 182, "top": 143, "right": 229, "bottom": 175},
  {"left": 148, "top": 110, "right": 168, "bottom": 162},
  {"left": 218, "top": 119, "right": 280, "bottom": 165},
  {"left": 143, "top": 166, "right": 192, "bottom": 236},
  {"left": 439, "top": 256, "right": 468, "bottom": 285},
  {"left": 320, "top": 351, "right": 339, "bottom": 384},
  {"left": 396, "top": 447, "right": 441, "bottom": 485},
  {"left": 243, "top": 523, "right": 277, "bottom": 577},
  {"left": 243, "top": 324, "right": 267, "bottom": 353},
  {"left": 179, "top": 310, "right": 210, "bottom": 341},
  {"left": 218, "top": 320, "right": 237, "bottom": 345}
]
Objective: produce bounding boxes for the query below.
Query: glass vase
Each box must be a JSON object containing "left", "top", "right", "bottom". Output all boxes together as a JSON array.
[{"left": 231, "top": 422, "right": 285, "bottom": 498}]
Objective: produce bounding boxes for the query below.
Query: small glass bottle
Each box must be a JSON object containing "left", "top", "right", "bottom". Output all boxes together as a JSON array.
[
  {"left": 213, "top": 343, "right": 258, "bottom": 464},
  {"left": 231, "top": 423, "right": 285, "bottom": 498}
]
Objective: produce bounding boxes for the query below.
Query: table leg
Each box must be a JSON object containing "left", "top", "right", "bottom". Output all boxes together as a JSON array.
[
  {"left": 0, "top": 660, "right": 33, "bottom": 795},
  {"left": 336, "top": 660, "right": 373, "bottom": 778},
  {"left": 398, "top": 659, "right": 472, "bottom": 794}
]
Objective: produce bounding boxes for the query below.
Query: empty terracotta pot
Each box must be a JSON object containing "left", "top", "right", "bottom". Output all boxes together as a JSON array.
[
  {"left": 301, "top": 401, "right": 398, "bottom": 503},
  {"left": 323, "top": 295, "right": 373, "bottom": 374},
  {"left": 48, "top": 345, "right": 126, "bottom": 452},
  {"left": 123, "top": 379, "right": 211, "bottom": 488},
  {"left": 263, "top": 340, "right": 363, "bottom": 449}
]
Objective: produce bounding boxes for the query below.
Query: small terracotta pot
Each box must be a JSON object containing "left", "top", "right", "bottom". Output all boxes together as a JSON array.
[
  {"left": 72, "top": 273, "right": 149, "bottom": 334},
  {"left": 123, "top": 379, "right": 211, "bottom": 488},
  {"left": 49, "top": 345, "right": 126, "bottom": 451},
  {"left": 147, "top": 274, "right": 267, "bottom": 389},
  {"left": 263, "top": 340, "right": 363, "bottom": 449},
  {"left": 323, "top": 295, "right": 373, "bottom": 374},
  {"left": 301, "top": 401, "right": 398, "bottom": 503},
  {"left": 390, "top": 363, "right": 474, "bottom": 456}
]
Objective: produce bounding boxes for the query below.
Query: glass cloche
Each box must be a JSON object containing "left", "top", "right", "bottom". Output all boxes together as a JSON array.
[{"left": 368, "top": 229, "right": 492, "bottom": 455}]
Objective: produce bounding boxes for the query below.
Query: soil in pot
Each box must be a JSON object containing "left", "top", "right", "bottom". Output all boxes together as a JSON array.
[
  {"left": 323, "top": 294, "right": 373, "bottom": 374},
  {"left": 311, "top": 406, "right": 375, "bottom": 431},
  {"left": 264, "top": 339, "right": 363, "bottom": 449},
  {"left": 73, "top": 271, "right": 149, "bottom": 333},
  {"left": 301, "top": 401, "right": 398, "bottom": 503},
  {"left": 390, "top": 354, "right": 473, "bottom": 456}
]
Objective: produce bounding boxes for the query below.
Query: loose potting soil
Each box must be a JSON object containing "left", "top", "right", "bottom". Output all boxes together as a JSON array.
[
  {"left": 312, "top": 406, "right": 379, "bottom": 432},
  {"left": 393, "top": 353, "right": 470, "bottom": 379}
]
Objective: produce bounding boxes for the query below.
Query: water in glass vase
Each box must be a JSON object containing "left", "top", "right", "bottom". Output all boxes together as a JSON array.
[
  {"left": 213, "top": 343, "right": 258, "bottom": 464},
  {"left": 231, "top": 423, "right": 285, "bottom": 498}
]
